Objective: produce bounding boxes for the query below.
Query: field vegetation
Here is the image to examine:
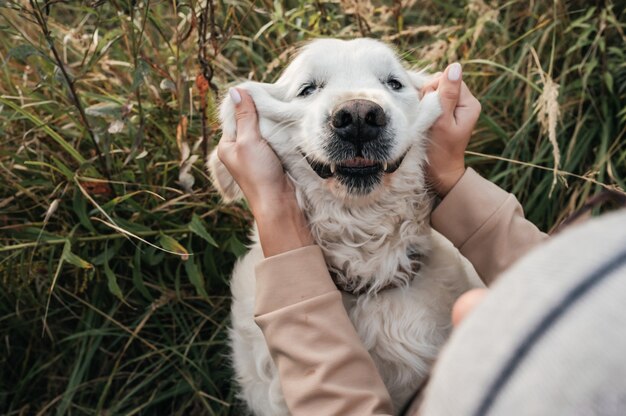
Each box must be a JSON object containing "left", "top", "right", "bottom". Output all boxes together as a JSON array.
[{"left": 0, "top": 0, "right": 624, "bottom": 414}]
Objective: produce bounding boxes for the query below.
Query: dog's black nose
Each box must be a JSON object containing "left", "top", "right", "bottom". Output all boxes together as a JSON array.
[{"left": 331, "top": 99, "right": 386, "bottom": 145}]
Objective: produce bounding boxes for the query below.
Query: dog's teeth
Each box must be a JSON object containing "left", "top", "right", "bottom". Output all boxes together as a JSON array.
[
  {"left": 330, "top": 163, "right": 336, "bottom": 174},
  {"left": 383, "top": 161, "right": 388, "bottom": 171}
]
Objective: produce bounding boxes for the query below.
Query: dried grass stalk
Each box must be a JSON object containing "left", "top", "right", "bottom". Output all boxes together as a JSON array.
[{"left": 531, "top": 47, "right": 561, "bottom": 194}]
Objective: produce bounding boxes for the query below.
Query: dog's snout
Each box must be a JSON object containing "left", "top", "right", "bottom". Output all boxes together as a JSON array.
[{"left": 331, "top": 99, "right": 386, "bottom": 145}]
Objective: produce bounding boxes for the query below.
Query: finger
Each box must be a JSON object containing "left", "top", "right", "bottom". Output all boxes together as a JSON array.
[
  {"left": 454, "top": 81, "right": 482, "bottom": 121},
  {"left": 421, "top": 78, "right": 440, "bottom": 96},
  {"left": 230, "top": 88, "right": 260, "bottom": 142},
  {"left": 457, "top": 82, "right": 474, "bottom": 107},
  {"left": 451, "top": 288, "right": 488, "bottom": 328},
  {"left": 437, "top": 62, "right": 463, "bottom": 120}
]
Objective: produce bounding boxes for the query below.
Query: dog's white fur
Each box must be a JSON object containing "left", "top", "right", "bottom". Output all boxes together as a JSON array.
[{"left": 209, "top": 38, "right": 479, "bottom": 415}]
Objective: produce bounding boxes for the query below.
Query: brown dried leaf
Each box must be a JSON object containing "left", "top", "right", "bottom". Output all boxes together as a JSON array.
[
  {"left": 80, "top": 180, "right": 112, "bottom": 197},
  {"left": 175, "top": 115, "right": 188, "bottom": 154}
]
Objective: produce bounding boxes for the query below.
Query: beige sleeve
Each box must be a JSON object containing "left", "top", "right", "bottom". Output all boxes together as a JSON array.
[
  {"left": 254, "top": 245, "right": 394, "bottom": 416},
  {"left": 431, "top": 168, "right": 548, "bottom": 285}
]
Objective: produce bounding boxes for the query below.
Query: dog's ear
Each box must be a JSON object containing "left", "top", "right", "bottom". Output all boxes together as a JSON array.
[
  {"left": 208, "top": 81, "right": 291, "bottom": 203},
  {"left": 407, "top": 70, "right": 443, "bottom": 130},
  {"left": 407, "top": 70, "right": 432, "bottom": 91}
]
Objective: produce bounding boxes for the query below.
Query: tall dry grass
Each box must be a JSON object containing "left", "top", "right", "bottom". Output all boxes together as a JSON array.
[{"left": 1, "top": 0, "right": 624, "bottom": 414}]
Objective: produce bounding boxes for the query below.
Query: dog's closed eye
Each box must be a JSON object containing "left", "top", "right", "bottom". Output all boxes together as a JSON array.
[{"left": 297, "top": 82, "right": 323, "bottom": 98}]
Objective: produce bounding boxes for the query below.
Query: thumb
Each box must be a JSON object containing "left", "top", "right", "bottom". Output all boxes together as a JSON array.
[
  {"left": 437, "top": 62, "right": 463, "bottom": 120},
  {"left": 230, "top": 88, "right": 259, "bottom": 140}
]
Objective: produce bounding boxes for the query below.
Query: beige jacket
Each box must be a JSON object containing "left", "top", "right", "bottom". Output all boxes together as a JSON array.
[{"left": 253, "top": 168, "right": 548, "bottom": 415}]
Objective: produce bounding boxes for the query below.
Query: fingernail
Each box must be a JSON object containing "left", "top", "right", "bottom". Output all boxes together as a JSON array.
[
  {"left": 229, "top": 88, "right": 241, "bottom": 105},
  {"left": 447, "top": 63, "right": 462, "bottom": 81}
]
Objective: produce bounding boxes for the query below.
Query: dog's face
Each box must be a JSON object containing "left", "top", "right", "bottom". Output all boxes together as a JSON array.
[{"left": 209, "top": 38, "right": 442, "bottom": 204}]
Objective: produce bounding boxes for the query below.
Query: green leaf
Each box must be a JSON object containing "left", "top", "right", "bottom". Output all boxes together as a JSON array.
[
  {"left": 159, "top": 234, "right": 189, "bottom": 260},
  {"left": 184, "top": 259, "right": 208, "bottom": 298},
  {"left": 0, "top": 96, "right": 86, "bottom": 165},
  {"left": 11, "top": 227, "right": 62, "bottom": 242},
  {"left": 91, "top": 248, "right": 115, "bottom": 267},
  {"left": 112, "top": 218, "right": 151, "bottom": 233},
  {"left": 132, "top": 59, "right": 151, "bottom": 90},
  {"left": 51, "top": 156, "right": 75, "bottom": 180},
  {"left": 226, "top": 235, "right": 247, "bottom": 258},
  {"left": 132, "top": 249, "right": 152, "bottom": 301},
  {"left": 603, "top": 72, "right": 614, "bottom": 94},
  {"left": 203, "top": 247, "right": 219, "bottom": 283},
  {"left": 142, "top": 245, "right": 164, "bottom": 267},
  {"left": 7, "top": 44, "right": 45, "bottom": 63},
  {"left": 188, "top": 214, "right": 218, "bottom": 247},
  {"left": 84, "top": 102, "right": 122, "bottom": 118},
  {"left": 62, "top": 242, "right": 93, "bottom": 269},
  {"left": 104, "top": 253, "right": 123, "bottom": 301},
  {"left": 43, "top": 155, "right": 74, "bottom": 180},
  {"left": 73, "top": 190, "right": 96, "bottom": 233}
]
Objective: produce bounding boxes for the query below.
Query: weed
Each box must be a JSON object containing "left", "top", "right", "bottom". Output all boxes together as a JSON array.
[{"left": 0, "top": 1, "right": 624, "bottom": 414}]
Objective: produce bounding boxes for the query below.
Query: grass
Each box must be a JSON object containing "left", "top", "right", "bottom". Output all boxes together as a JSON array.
[{"left": 0, "top": 0, "right": 624, "bottom": 414}]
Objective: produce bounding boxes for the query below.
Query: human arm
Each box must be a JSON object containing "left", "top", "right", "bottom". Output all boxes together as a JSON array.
[
  {"left": 424, "top": 64, "right": 548, "bottom": 284},
  {"left": 431, "top": 168, "right": 548, "bottom": 284},
  {"left": 217, "top": 88, "right": 394, "bottom": 415},
  {"left": 254, "top": 246, "right": 394, "bottom": 415}
]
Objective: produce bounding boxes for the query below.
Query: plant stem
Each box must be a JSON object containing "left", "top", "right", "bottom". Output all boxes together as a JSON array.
[
  {"left": 28, "top": 0, "right": 114, "bottom": 188},
  {"left": 197, "top": 0, "right": 218, "bottom": 157},
  {"left": 0, "top": 228, "right": 189, "bottom": 252}
]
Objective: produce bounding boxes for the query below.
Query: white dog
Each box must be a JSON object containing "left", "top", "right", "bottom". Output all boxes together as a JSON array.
[{"left": 209, "top": 38, "right": 479, "bottom": 415}]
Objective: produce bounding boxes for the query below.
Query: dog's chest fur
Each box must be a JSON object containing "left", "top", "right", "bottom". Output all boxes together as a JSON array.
[{"left": 296, "top": 183, "right": 433, "bottom": 295}]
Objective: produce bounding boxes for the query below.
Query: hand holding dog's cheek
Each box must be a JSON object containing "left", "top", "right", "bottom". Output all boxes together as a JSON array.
[
  {"left": 217, "top": 88, "right": 313, "bottom": 257},
  {"left": 426, "top": 63, "right": 481, "bottom": 197},
  {"left": 217, "top": 88, "right": 295, "bottom": 214}
]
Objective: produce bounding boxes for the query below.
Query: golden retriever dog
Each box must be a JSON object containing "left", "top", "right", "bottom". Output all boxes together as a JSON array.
[{"left": 209, "top": 38, "right": 478, "bottom": 415}]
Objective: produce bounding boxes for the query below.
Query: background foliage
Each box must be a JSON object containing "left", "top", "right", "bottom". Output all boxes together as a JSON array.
[{"left": 0, "top": 0, "right": 624, "bottom": 414}]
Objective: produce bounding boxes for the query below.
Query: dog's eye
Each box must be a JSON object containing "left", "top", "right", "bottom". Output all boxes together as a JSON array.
[
  {"left": 298, "top": 84, "right": 317, "bottom": 97},
  {"left": 386, "top": 78, "right": 403, "bottom": 91}
]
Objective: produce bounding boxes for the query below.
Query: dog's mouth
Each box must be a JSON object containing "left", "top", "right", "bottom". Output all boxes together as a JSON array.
[{"left": 304, "top": 152, "right": 407, "bottom": 180}]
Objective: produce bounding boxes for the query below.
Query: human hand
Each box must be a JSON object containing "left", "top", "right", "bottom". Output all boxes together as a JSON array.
[
  {"left": 422, "top": 63, "right": 482, "bottom": 197},
  {"left": 217, "top": 88, "right": 313, "bottom": 256},
  {"left": 217, "top": 88, "right": 295, "bottom": 217},
  {"left": 451, "top": 288, "right": 488, "bottom": 327}
]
